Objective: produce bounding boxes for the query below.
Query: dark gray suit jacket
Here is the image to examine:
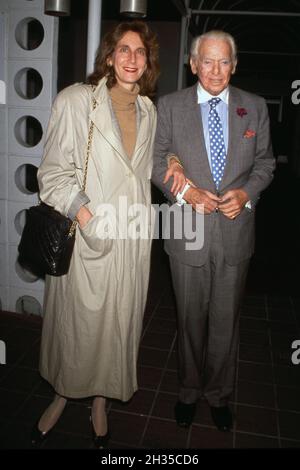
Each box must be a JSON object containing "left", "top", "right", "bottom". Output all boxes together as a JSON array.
[{"left": 152, "top": 83, "right": 275, "bottom": 266}]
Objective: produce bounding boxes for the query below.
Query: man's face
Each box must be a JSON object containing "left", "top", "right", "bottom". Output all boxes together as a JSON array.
[{"left": 190, "top": 38, "right": 236, "bottom": 96}]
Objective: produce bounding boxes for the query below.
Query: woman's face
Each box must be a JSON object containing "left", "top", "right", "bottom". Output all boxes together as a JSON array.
[{"left": 109, "top": 31, "right": 147, "bottom": 91}]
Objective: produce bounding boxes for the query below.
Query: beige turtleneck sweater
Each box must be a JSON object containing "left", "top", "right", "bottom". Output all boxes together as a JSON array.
[{"left": 109, "top": 84, "right": 139, "bottom": 159}]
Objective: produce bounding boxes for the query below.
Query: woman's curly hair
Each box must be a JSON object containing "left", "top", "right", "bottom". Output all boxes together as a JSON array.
[{"left": 87, "top": 21, "right": 160, "bottom": 97}]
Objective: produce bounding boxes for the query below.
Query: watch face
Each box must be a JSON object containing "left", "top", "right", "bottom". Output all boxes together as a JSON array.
[{"left": 245, "top": 200, "right": 252, "bottom": 210}]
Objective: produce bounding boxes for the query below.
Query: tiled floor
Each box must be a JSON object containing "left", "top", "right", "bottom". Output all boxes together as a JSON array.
[
  {"left": 1, "top": 166, "right": 300, "bottom": 449},
  {"left": 0, "top": 237, "right": 300, "bottom": 449}
]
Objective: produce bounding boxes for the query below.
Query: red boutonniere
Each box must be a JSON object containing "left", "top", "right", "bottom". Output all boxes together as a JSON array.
[
  {"left": 236, "top": 107, "right": 247, "bottom": 117},
  {"left": 244, "top": 129, "right": 256, "bottom": 138}
]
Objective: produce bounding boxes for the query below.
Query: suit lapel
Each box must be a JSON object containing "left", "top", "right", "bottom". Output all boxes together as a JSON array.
[
  {"left": 183, "top": 85, "right": 214, "bottom": 186},
  {"left": 221, "top": 86, "right": 249, "bottom": 190}
]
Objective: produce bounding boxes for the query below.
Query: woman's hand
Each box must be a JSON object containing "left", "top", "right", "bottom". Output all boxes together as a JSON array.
[
  {"left": 76, "top": 205, "right": 93, "bottom": 228},
  {"left": 163, "top": 161, "right": 187, "bottom": 195}
]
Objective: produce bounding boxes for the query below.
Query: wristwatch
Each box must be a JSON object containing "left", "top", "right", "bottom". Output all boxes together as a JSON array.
[
  {"left": 176, "top": 183, "right": 191, "bottom": 206},
  {"left": 245, "top": 200, "right": 252, "bottom": 211}
]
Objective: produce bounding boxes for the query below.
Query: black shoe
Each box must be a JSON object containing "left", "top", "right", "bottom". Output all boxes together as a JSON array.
[
  {"left": 90, "top": 413, "right": 110, "bottom": 449},
  {"left": 210, "top": 405, "right": 233, "bottom": 432},
  {"left": 174, "top": 401, "right": 197, "bottom": 428},
  {"left": 31, "top": 421, "right": 52, "bottom": 447}
]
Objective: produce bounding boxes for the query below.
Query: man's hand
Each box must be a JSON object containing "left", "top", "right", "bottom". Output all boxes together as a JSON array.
[
  {"left": 76, "top": 205, "right": 93, "bottom": 228},
  {"left": 218, "top": 189, "right": 249, "bottom": 219},
  {"left": 163, "top": 161, "right": 187, "bottom": 195},
  {"left": 184, "top": 187, "right": 221, "bottom": 214}
]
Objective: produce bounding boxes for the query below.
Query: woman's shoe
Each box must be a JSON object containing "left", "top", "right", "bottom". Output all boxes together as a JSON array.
[
  {"left": 31, "top": 420, "right": 52, "bottom": 447},
  {"left": 90, "top": 413, "right": 110, "bottom": 449}
]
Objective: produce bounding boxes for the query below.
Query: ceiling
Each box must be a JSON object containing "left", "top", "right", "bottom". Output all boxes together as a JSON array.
[
  {"left": 71, "top": 0, "right": 300, "bottom": 54},
  {"left": 185, "top": 0, "right": 300, "bottom": 84},
  {"left": 68, "top": 0, "right": 300, "bottom": 86},
  {"left": 70, "top": 0, "right": 182, "bottom": 21}
]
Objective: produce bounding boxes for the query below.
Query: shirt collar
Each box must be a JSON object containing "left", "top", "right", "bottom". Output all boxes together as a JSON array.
[{"left": 197, "top": 83, "right": 229, "bottom": 105}]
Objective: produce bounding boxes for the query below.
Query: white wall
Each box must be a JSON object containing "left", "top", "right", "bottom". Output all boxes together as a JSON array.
[{"left": 0, "top": 0, "right": 58, "bottom": 316}]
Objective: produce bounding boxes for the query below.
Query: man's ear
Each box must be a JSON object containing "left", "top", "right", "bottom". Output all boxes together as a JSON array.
[
  {"left": 231, "top": 61, "right": 237, "bottom": 75},
  {"left": 190, "top": 57, "right": 197, "bottom": 75}
]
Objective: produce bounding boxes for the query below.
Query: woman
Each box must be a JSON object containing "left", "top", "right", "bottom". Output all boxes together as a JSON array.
[{"left": 31, "top": 21, "right": 160, "bottom": 449}]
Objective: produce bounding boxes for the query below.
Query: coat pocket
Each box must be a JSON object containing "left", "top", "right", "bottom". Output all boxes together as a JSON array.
[{"left": 79, "top": 215, "right": 113, "bottom": 262}]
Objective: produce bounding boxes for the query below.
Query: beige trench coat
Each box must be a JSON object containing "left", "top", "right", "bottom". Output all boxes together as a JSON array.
[{"left": 37, "top": 78, "right": 157, "bottom": 401}]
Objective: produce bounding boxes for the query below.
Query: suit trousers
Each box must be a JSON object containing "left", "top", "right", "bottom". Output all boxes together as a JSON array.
[{"left": 169, "top": 214, "right": 250, "bottom": 407}]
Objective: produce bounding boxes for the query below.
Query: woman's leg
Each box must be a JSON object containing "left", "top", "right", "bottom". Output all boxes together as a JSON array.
[
  {"left": 91, "top": 396, "right": 107, "bottom": 436},
  {"left": 38, "top": 394, "right": 67, "bottom": 433}
]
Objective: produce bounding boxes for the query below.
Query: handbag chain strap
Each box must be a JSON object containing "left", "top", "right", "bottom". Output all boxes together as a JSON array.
[{"left": 69, "top": 85, "right": 97, "bottom": 237}]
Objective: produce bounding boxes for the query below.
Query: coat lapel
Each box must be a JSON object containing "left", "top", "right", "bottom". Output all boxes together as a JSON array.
[
  {"left": 89, "top": 79, "right": 152, "bottom": 172},
  {"left": 131, "top": 96, "right": 151, "bottom": 168},
  {"left": 89, "top": 80, "right": 133, "bottom": 170}
]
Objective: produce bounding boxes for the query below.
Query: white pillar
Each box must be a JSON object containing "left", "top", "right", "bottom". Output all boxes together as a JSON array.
[
  {"left": 86, "top": 0, "right": 102, "bottom": 77},
  {"left": 177, "top": 15, "right": 188, "bottom": 90}
]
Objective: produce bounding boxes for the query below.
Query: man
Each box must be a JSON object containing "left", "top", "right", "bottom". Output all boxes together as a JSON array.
[{"left": 152, "top": 30, "right": 275, "bottom": 432}]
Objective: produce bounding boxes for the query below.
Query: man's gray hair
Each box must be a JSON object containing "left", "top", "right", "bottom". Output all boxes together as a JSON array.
[{"left": 190, "top": 30, "right": 237, "bottom": 64}]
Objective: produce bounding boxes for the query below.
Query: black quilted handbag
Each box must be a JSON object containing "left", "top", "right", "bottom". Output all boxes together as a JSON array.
[
  {"left": 17, "top": 89, "right": 97, "bottom": 277},
  {"left": 18, "top": 204, "right": 76, "bottom": 277}
]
